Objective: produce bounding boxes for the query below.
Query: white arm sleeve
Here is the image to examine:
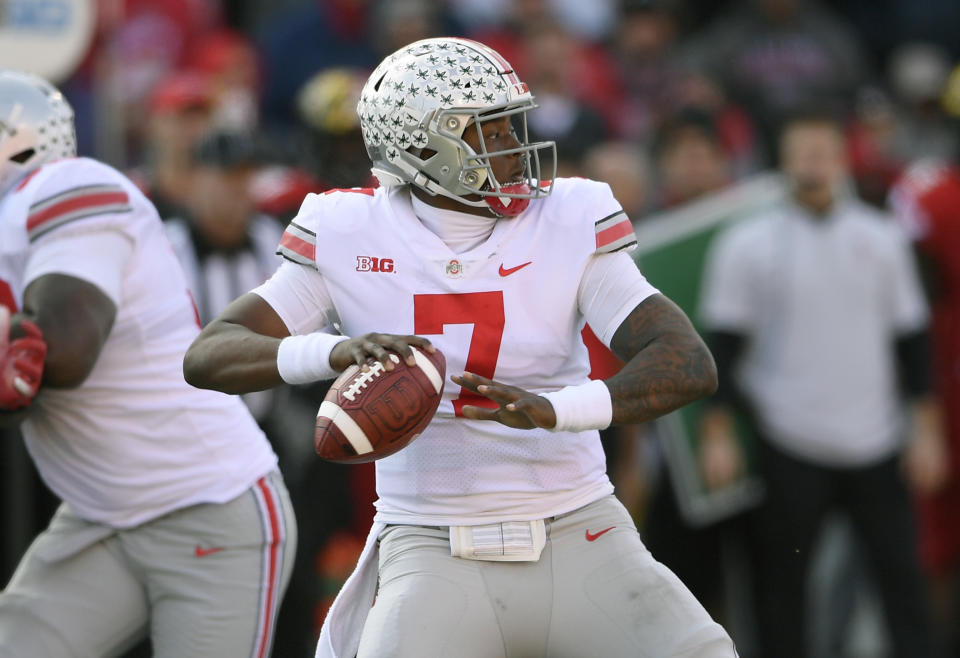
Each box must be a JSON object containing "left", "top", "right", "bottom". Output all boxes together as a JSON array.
[
  {"left": 886, "top": 225, "right": 929, "bottom": 333},
  {"left": 251, "top": 260, "right": 339, "bottom": 335},
  {"left": 24, "top": 229, "right": 133, "bottom": 305},
  {"left": 698, "top": 227, "right": 758, "bottom": 332},
  {"left": 578, "top": 251, "right": 660, "bottom": 347}
]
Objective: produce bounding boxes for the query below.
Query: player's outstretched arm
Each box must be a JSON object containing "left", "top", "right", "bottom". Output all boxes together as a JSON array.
[
  {"left": 605, "top": 293, "right": 717, "bottom": 424},
  {"left": 455, "top": 294, "right": 716, "bottom": 430},
  {"left": 184, "top": 292, "right": 436, "bottom": 394},
  {"left": 183, "top": 293, "right": 291, "bottom": 394}
]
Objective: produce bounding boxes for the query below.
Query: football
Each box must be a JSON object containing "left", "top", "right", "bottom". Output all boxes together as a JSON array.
[{"left": 315, "top": 346, "right": 446, "bottom": 463}]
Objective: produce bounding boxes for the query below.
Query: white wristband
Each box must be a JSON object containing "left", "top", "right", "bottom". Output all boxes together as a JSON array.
[
  {"left": 540, "top": 379, "right": 613, "bottom": 433},
  {"left": 276, "top": 333, "right": 350, "bottom": 384}
]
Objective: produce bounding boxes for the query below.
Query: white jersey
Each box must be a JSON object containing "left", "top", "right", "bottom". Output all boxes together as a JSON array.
[
  {"left": 0, "top": 157, "right": 277, "bottom": 528},
  {"left": 256, "top": 179, "right": 655, "bottom": 525}
]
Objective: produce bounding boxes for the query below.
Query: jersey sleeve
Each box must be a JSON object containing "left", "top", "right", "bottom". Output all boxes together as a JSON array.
[
  {"left": 698, "top": 223, "right": 761, "bottom": 333},
  {"left": 578, "top": 251, "right": 659, "bottom": 346},
  {"left": 251, "top": 260, "right": 338, "bottom": 336},
  {"left": 17, "top": 160, "right": 140, "bottom": 303},
  {"left": 883, "top": 224, "right": 929, "bottom": 333},
  {"left": 588, "top": 182, "right": 638, "bottom": 255},
  {"left": 594, "top": 208, "right": 638, "bottom": 254},
  {"left": 550, "top": 178, "right": 638, "bottom": 255},
  {"left": 275, "top": 193, "right": 324, "bottom": 269},
  {"left": 22, "top": 160, "right": 136, "bottom": 245},
  {"left": 23, "top": 229, "right": 133, "bottom": 304}
]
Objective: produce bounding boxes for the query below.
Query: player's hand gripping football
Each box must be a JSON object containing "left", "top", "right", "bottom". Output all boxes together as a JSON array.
[
  {"left": 329, "top": 332, "right": 437, "bottom": 372},
  {"left": 0, "top": 306, "right": 47, "bottom": 410},
  {"left": 452, "top": 371, "right": 558, "bottom": 430}
]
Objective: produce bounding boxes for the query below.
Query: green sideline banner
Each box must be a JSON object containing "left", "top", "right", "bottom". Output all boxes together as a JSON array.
[{"left": 632, "top": 174, "right": 783, "bottom": 527}]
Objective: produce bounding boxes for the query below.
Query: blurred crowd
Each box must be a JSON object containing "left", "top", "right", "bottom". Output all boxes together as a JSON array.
[
  {"left": 6, "top": 0, "right": 960, "bottom": 656},
  {"left": 59, "top": 0, "right": 960, "bottom": 216}
]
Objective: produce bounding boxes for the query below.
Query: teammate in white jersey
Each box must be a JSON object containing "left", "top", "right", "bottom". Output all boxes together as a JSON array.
[
  {"left": 186, "top": 38, "right": 735, "bottom": 657},
  {"left": 0, "top": 70, "right": 295, "bottom": 658}
]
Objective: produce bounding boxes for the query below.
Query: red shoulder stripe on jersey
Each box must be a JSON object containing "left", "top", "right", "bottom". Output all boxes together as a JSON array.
[
  {"left": 321, "top": 187, "right": 374, "bottom": 197},
  {"left": 278, "top": 231, "right": 315, "bottom": 263},
  {"left": 27, "top": 184, "right": 131, "bottom": 240},
  {"left": 595, "top": 218, "right": 634, "bottom": 249}
]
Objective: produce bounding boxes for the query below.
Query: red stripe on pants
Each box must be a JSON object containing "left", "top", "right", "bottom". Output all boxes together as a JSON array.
[{"left": 255, "top": 478, "right": 281, "bottom": 658}]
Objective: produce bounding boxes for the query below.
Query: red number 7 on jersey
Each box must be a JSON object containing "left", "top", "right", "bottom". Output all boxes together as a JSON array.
[{"left": 414, "top": 291, "right": 504, "bottom": 417}]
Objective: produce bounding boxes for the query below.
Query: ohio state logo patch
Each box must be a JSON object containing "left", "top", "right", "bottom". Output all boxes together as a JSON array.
[{"left": 445, "top": 259, "right": 463, "bottom": 278}]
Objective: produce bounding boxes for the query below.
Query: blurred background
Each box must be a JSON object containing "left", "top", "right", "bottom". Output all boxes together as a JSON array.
[{"left": 4, "top": 1, "right": 960, "bottom": 656}]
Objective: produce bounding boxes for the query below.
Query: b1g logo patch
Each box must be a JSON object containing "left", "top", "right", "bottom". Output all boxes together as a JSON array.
[{"left": 356, "top": 256, "right": 395, "bottom": 273}]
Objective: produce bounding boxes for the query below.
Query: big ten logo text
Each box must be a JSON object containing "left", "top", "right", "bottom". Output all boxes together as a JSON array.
[{"left": 356, "top": 256, "right": 396, "bottom": 273}]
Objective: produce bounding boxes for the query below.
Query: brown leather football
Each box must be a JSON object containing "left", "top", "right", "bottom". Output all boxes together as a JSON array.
[{"left": 314, "top": 346, "right": 446, "bottom": 463}]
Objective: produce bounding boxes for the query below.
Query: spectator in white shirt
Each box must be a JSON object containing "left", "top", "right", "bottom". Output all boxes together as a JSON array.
[{"left": 698, "top": 109, "right": 947, "bottom": 658}]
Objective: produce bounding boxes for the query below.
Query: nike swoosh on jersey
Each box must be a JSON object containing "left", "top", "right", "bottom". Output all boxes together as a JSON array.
[
  {"left": 498, "top": 261, "right": 532, "bottom": 276},
  {"left": 194, "top": 545, "right": 225, "bottom": 557},
  {"left": 585, "top": 526, "right": 616, "bottom": 542}
]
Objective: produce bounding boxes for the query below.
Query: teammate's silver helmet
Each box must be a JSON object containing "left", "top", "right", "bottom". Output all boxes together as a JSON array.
[
  {"left": 357, "top": 38, "right": 556, "bottom": 216},
  {"left": 0, "top": 70, "right": 76, "bottom": 196}
]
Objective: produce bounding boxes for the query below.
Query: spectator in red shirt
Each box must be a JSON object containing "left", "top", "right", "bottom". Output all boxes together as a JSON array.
[{"left": 890, "top": 160, "right": 960, "bottom": 655}]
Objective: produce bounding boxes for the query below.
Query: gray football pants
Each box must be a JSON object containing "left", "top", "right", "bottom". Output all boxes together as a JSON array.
[
  {"left": 357, "top": 495, "right": 736, "bottom": 657},
  {"left": 0, "top": 471, "right": 295, "bottom": 658}
]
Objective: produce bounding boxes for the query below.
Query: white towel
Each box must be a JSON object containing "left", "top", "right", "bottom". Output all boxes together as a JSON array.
[{"left": 315, "top": 522, "right": 385, "bottom": 658}]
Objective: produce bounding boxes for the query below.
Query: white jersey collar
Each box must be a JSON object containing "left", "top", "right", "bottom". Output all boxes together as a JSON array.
[{"left": 409, "top": 190, "right": 498, "bottom": 255}]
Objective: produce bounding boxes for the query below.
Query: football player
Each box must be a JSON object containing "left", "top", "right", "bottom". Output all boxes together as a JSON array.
[
  {"left": 890, "top": 159, "right": 960, "bottom": 651},
  {"left": 0, "top": 70, "right": 295, "bottom": 657},
  {"left": 185, "top": 38, "right": 736, "bottom": 657}
]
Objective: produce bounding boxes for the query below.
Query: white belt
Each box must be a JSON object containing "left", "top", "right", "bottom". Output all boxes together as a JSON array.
[{"left": 449, "top": 519, "right": 547, "bottom": 562}]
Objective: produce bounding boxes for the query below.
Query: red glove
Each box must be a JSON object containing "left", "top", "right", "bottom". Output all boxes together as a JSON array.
[{"left": 0, "top": 306, "right": 46, "bottom": 410}]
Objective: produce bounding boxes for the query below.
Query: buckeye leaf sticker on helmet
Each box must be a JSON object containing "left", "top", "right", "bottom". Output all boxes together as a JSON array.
[{"left": 356, "top": 38, "right": 556, "bottom": 217}]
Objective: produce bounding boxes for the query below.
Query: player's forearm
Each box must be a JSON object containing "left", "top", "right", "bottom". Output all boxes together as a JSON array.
[
  {"left": 605, "top": 336, "right": 717, "bottom": 424},
  {"left": 607, "top": 295, "right": 718, "bottom": 425},
  {"left": 908, "top": 395, "right": 942, "bottom": 439},
  {"left": 183, "top": 320, "right": 284, "bottom": 394},
  {"left": 701, "top": 404, "right": 737, "bottom": 437},
  {"left": 20, "top": 275, "right": 117, "bottom": 389},
  {"left": 19, "top": 310, "right": 102, "bottom": 389}
]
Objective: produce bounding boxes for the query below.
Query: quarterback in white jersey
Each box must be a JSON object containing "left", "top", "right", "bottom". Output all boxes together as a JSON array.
[
  {"left": 187, "top": 39, "right": 735, "bottom": 657},
  {"left": 0, "top": 70, "right": 294, "bottom": 658}
]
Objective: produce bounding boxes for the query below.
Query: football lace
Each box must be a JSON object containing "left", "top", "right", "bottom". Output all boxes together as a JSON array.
[{"left": 341, "top": 355, "right": 400, "bottom": 402}]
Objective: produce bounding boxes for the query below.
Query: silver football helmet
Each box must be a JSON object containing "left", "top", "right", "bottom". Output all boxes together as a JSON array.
[
  {"left": 357, "top": 38, "right": 556, "bottom": 216},
  {"left": 0, "top": 70, "right": 76, "bottom": 196}
]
